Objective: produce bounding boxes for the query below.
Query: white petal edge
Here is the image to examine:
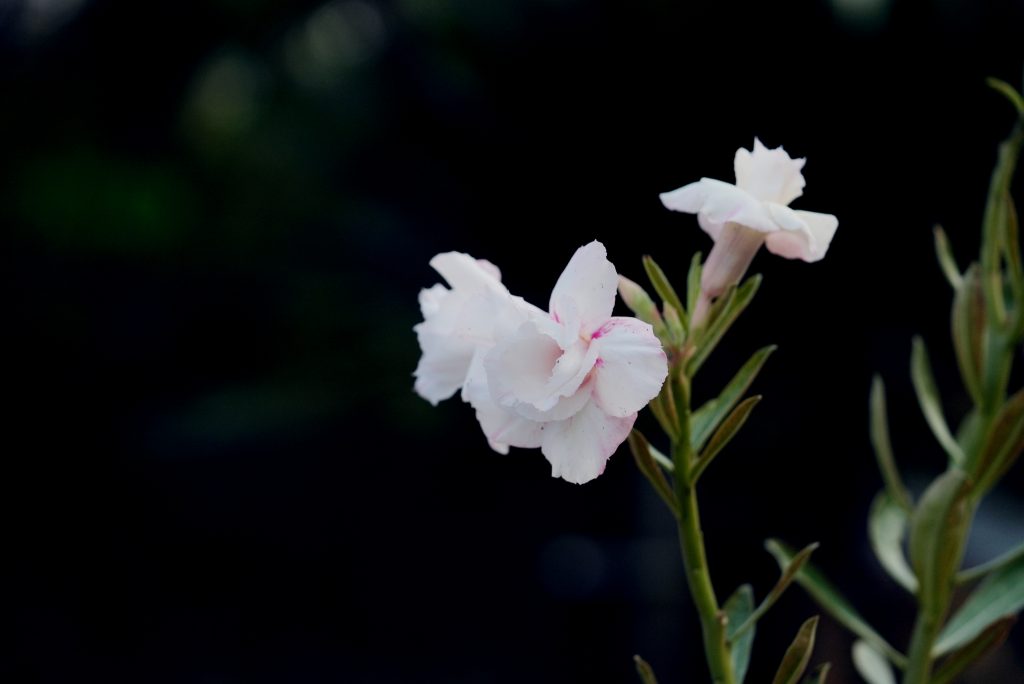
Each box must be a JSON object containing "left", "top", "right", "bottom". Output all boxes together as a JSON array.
[
  {"left": 733, "top": 137, "right": 806, "bottom": 205},
  {"left": 548, "top": 241, "right": 618, "bottom": 338},
  {"left": 462, "top": 351, "right": 544, "bottom": 453},
  {"left": 541, "top": 400, "right": 636, "bottom": 484},
  {"left": 763, "top": 206, "right": 838, "bottom": 262},
  {"left": 591, "top": 317, "right": 668, "bottom": 418}
]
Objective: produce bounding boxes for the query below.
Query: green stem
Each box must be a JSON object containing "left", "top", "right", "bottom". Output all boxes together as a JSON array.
[
  {"left": 903, "top": 613, "right": 941, "bottom": 684},
  {"left": 672, "top": 432, "right": 734, "bottom": 684}
]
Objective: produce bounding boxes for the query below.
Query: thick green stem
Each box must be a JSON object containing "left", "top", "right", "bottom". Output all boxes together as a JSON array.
[{"left": 674, "top": 480, "right": 734, "bottom": 684}]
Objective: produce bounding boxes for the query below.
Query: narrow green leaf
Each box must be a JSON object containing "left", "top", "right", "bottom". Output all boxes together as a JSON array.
[
  {"left": 691, "top": 396, "right": 760, "bottom": 483},
  {"left": 951, "top": 265, "right": 986, "bottom": 405},
  {"left": 869, "top": 376, "right": 912, "bottom": 511},
  {"left": 765, "top": 539, "right": 907, "bottom": 667},
  {"left": 908, "top": 469, "right": 971, "bottom": 619},
  {"left": 633, "top": 654, "right": 659, "bottom": 684},
  {"left": 618, "top": 276, "right": 666, "bottom": 338},
  {"left": 724, "top": 584, "right": 756, "bottom": 684},
  {"left": 643, "top": 255, "right": 687, "bottom": 330},
  {"left": 627, "top": 430, "right": 678, "bottom": 516},
  {"left": 933, "top": 552, "right": 1024, "bottom": 655},
  {"left": 868, "top": 491, "right": 918, "bottom": 593},
  {"left": 910, "top": 337, "right": 965, "bottom": 464},
  {"left": 688, "top": 274, "right": 762, "bottom": 375},
  {"left": 852, "top": 640, "right": 896, "bottom": 684},
  {"left": 980, "top": 109, "right": 1022, "bottom": 329},
  {"left": 931, "top": 616, "right": 1015, "bottom": 684},
  {"left": 686, "top": 251, "right": 703, "bottom": 320},
  {"left": 972, "top": 387, "right": 1024, "bottom": 497},
  {"left": 1003, "top": 195, "right": 1022, "bottom": 292},
  {"left": 731, "top": 542, "right": 819, "bottom": 641},
  {"left": 692, "top": 345, "right": 777, "bottom": 452},
  {"left": 987, "top": 77, "right": 1024, "bottom": 118},
  {"left": 933, "top": 225, "right": 963, "bottom": 289},
  {"left": 958, "top": 539, "right": 1024, "bottom": 584},
  {"left": 646, "top": 391, "right": 677, "bottom": 442},
  {"left": 801, "top": 663, "right": 831, "bottom": 684},
  {"left": 771, "top": 616, "right": 819, "bottom": 684}
]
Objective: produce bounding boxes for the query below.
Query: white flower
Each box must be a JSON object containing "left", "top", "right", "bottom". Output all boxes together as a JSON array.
[
  {"left": 470, "top": 242, "right": 667, "bottom": 484},
  {"left": 413, "top": 252, "right": 540, "bottom": 405},
  {"left": 414, "top": 242, "right": 669, "bottom": 485},
  {"left": 660, "top": 138, "right": 838, "bottom": 319}
]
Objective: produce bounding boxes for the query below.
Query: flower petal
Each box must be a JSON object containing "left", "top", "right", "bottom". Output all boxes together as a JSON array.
[
  {"left": 549, "top": 241, "right": 617, "bottom": 338},
  {"left": 763, "top": 205, "right": 838, "bottom": 262},
  {"left": 541, "top": 400, "right": 636, "bottom": 484},
  {"left": 430, "top": 252, "right": 505, "bottom": 292},
  {"left": 462, "top": 351, "right": 544, "bottom": 453},
  {"left": 486, "top": 322, "right": 599, "bottom": 413},
  {"left": 662, "top": 178, "right": 778, "bottom": 235},
  {"left": 413, "top": 323, "right": 476, "bottom": 405},
  {"left": 733, "top": 138, "right": 806, "bottom": 205},
  {"left": 591, "top": 318, "right": 668, "bottom": 417}
]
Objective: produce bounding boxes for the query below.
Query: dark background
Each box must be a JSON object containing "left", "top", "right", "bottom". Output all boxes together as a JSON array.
[{"left": 5, "top": 0, "right": 1024, "bottom": 682}]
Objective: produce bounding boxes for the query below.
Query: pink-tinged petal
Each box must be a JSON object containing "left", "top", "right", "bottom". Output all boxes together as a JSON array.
[
  {"left": 762, "top": 206, "right": 838, "bottom": 262},
  {"left": 486, "top": 323, "right": 599, "bottom": 413},
  {"left": 486, "top": 322, "right": 562, "bottom": 407},
  {"left": 430, "top": 251, "right": 506, "bottom": 292},
  {"left": 591, "top": 318, "right": 668, "bottom": 417},
  {"left": 462, "top": 352, "right": 544, "bottom": 453},
  {"left": 549, "top": 241, "right": 618, "bottom": 338},
  {"left": 734, "top": 138, "right": 806, "bottom": 205},
  {"left": 513, "top": 372, "right": 595, "bottom": 422},
  {"left": 541, "top": 401, "right": 636, "bottom": 484},
  {"left": 791, "top": 210, "right": 838, "bottom": 261}
]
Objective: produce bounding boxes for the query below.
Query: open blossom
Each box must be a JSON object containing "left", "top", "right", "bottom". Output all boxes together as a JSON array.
[
  {"left": 413, "top": 252, "right": 541, "bottom": 405},
  {"left": 660, "top": 138, "right": 838, "bottom": 320},
  {"left": 414, "top": 241, "right": 668, "bottom": 485}
]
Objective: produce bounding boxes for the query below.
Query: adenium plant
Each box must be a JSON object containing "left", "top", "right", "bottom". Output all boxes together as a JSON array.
[{"left": 412, "top": 77, "right": 1024, "bottom": 684}]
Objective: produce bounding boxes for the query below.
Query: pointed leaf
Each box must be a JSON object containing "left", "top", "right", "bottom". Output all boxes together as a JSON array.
[
  {"left": 868, "top": 491, "right": 918, "bottom": 593},
  {"left": 908, "top": 470, "right": 971, "bottom": 619},
  {"left": 771, "top": 616, "right": 819, "bottom": 684},
  {"left": 627, "top": 430, "right": 678, "bottom": 516},
  {"left": 933, "top": 225, "right": 963, "bottom": 289},
  {"left": 958, "top": 539, "right": 1024, "bottom": 584},
  {"left": 643, "top": 255, "right": 687, "bottom": 331},
  {"left": 691, "top": 396, "right": 760, "bottom": 483},
  {"left": 688, "top": 274, "right": 761, "bottom": 375},
  {"left": 987, "top": 77, "right": 1024, "bottom": 118},
  {"left": 951, "top": 265, "right": 985, "bottom": 404},
  {"left": 765, "top": 539, "right": 907, "bottom": 667},
  {"left": 931, "top": 616, "right": 1015, "bottom": 684},
  {"left": 869, "top": 376, "right": 912, "bottom": 511},
  {"left": 852, "top": 640, "right": 896, "bottom": 684},
  {"left": 633, "top": 654, "right": 659, "bottom": 684},
  {"left": 618, "top": 276, "right": 666, "bottom": 338},
  {"left": 686, "top": 251, "right": 703, "bottom": 319},
  {"left": 731, "top": 543, "right": 820, "bottom": 642},
  {"left": 692, "top": 345, "right": 777, "bottom": 452},
  {"left": 934, "top": 551, "right": 1024, "bottom": 655},
  {"left": 910, "top": 337, "right": 965, "bottom": 464},
  {"left": 724, "top": 584, "right": 756, "bottom": 684},
  {"left": 972, "top": 387, "right": 1024, "bottom": 497}
]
